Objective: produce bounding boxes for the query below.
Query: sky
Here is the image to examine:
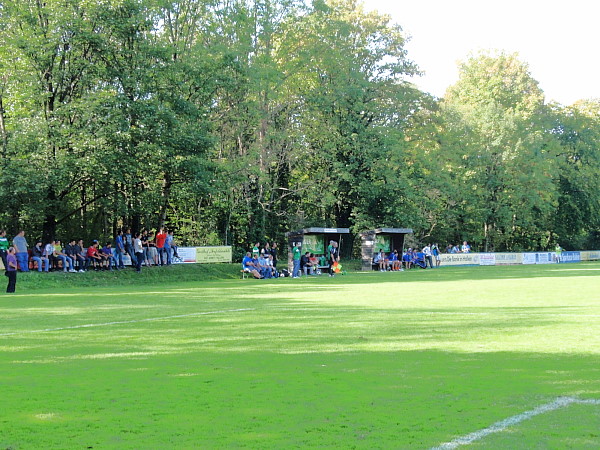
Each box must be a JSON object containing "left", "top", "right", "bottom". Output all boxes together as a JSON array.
[{"left": 364, "top": 0, "right": 600, "bottom": 105}]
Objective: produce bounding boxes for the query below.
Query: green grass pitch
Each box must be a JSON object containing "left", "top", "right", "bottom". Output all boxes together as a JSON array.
[{"left": 1, "top": 263, "right": 599, "bottom": 448}]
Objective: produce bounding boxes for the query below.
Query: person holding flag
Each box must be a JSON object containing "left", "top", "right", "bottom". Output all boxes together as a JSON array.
[{"left": 328, "top": 241, "right": 340, "bottom": 277}]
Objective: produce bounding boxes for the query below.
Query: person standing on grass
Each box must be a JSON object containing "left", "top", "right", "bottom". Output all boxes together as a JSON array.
[
  {"left": 133, "top": 232, "right": 144, "bottom": 272},
  {"left": 12, "top": 230, "right": 29, "bottom": 272},
  {"left": 432, "top": 243, "right": 441, "bottom": 268},
  {"left": 115, "top": 229, "right": 125, "bottom": 269},
  {"left": 0, "top": 230, "right": 9, "bottom": 269},
  {"left": 423, "top": 244, "right": 433, "bottom": 269},
  {"left": 555, "top": 244, "right": 563, "bottom": 263},
  {"left": 125, "top": 228, "right": 137, "bottom": 267},
  {"left": 292, "top": 242, "right": 301, "bottom": 278},
  {"left": 328, "top": 241, "right": 340, "bottom": 277},
  {"left": 5, "top": 247, "right": 17, "bottom": 293},
  {"left": 155, "top": 227, "right": 167, "bottom": 266},
  {"left": 271, "top": 242, "right": 278, "bottom": 268}
]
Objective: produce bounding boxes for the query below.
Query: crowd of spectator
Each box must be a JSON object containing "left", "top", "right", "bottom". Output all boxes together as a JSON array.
[
  {"left": 0, "top": 228, "right": 179, "bottom": 274},
  {"left": 445, "top": 241, "right": 471, "bottom": 254},
  {"left": 373, "top": 243, "right": 443, "bottom": 271},
  {"left": 241, "top": 242, "right": 279, "bottom": 279}
]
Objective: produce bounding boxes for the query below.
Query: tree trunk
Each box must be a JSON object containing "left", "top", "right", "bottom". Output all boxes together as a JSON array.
[{"left": 158, "top": 172, "right": 172, "bottom": 229}]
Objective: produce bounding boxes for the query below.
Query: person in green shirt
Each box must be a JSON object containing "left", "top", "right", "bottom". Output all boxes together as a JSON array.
[
  {"left": 292, "top": 242, "right": 301, "bottom": 278},
  {"left": 0, "top": 230, "right": 9, "bottom": 269},
  {"left": 555, "top": 244, "right": 563, "bottom": 263}
]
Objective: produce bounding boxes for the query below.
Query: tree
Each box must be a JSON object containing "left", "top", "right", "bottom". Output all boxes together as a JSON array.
[{"left": 442, "top": 51, "right": 558, "bottom": 251}]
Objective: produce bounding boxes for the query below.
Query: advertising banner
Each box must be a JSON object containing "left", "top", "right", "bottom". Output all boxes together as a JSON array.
[
  {"left": 303, "top": 235, "right": 324, "bottom": 255},
  {"left": 560, "top": 251, "right": 581, "bottom": 263},
  {"left": 196, "top": 246, "right": 232, "bottom": 264},
  {"left": 440, "top": 253, "right": 480, "bottom": 266},
  {"left": 495, "top": 253, "right": 523, "bottom": 265},
  {"left": 535, "top": 252, "right": 553, "bottom": 264},
  {"left": 174, "top": 247, "right": 198, "bottom": 263},
  {"left": 522, "top": 253, "right": 536, "bottom": 265},
  {"left": 479, "top": 253, "right": 496, "bottom": 266},
  {"left": 581, "top": 251, "right": 600, "bottom": 261}
]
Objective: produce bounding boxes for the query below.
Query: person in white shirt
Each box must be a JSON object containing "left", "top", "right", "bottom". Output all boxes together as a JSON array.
[{"left": 422, "top": 244, "right": 433, "bottom": 269}]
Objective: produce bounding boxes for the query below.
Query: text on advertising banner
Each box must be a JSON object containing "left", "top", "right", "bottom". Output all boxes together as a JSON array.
[
  {"left": 479, "top": 253, "right": 496, "bottom": 266},
  {"left": 196, "top": 246, "right": 232, "bottom": 264}
]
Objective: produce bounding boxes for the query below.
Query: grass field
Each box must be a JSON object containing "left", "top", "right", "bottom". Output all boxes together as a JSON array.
[{"left": 1, "top": 262, "right": 600, "bottom": 448}]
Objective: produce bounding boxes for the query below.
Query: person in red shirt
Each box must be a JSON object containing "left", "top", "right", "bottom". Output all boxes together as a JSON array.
[
  {"left": 86, "top": 241, "right": 103, "bottom": 271},
  {"left": 154, "top": 228, "right": 167, "bottom": 266}
]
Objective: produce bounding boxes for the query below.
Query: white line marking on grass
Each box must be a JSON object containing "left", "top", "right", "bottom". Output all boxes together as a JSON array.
[
  {"left": 0, "top": 308, "right": 255, "bottom": 337},
  {"left": 432, "top": 396, "right": 600, "bottom": 449}
]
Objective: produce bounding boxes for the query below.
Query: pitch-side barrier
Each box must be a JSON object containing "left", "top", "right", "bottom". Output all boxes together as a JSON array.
[{"left": 440, "top": 250, "right": 600, "bottom": 267}]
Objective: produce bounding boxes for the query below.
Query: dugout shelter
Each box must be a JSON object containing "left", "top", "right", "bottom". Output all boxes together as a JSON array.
[
  {"left": 285, "top": 227, "right": 350, "bottom": 271},
  {"left": 360, "top": 228, "right": 413, "bottom": 271}
]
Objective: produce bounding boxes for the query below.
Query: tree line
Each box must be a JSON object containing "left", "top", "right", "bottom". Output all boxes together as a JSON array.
[{"left": 1, "top": 0, "right": 598, "bottom": 253}]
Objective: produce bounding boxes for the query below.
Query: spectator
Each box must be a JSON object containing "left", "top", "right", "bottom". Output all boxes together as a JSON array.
[
  {"left": 164, "top": 229, "right": 173, "bottom": 265},
  {"left": 12, "top": 230, "right": 29, "bottom": 272},
  {"left": 55, "top": 240, "right": 76, "bottom": 272},
  {"left": 0, "top": 230, "right": 9, "bottom": 269},
  {"left": 124, "top": 228, "right": 137, "bottom": 267},
  {"left": 44, "top": 240, "right": 58, "bottom": 271},
  {"left": 155, "top": 228, "right": 167, "bottom": 266},
  {"left": 413, "top": 250, "right": 427, "bottom": 269},
  {"left": 141, "top": 229, "right": 152, "bottom": 267},
  {"left": 31, "top": 240, "right": 50, "bottom": 272},
  {"left": 389, "top": 249, "right": 402, "bottom": 271},
  {"left": 266, "top": 254, "right": 277, "bottom": 278},
  {"left": 115, "top": 229, "right": 126, "bottom": 269},
  {"left": 461, "top": 241, "right": 471, "bottom": 253},
  {"left": 445, "top": 244, "right": 453, "bottom": 254},
  {"left": 301, "top": 251, "right": 314, "bottom": 276},
  {"left": 168, "top": 230, "right": 179, "bottom": 259},
  {"left": 87, "top": 241, "right": 103, "bottom": 270},
  {"left": 74, "top": 239, "right": 87, "bottom": 272},
  {"left": 451, "top": 244, "right": 459, "bottom": 254},
  {"left": 374, "top": 250, "right": 387, "bottom": 272},
  {"left": 292, "top": 242, "right": 301, "bottom": 278},
  {"left": 5, "top": 246, "right": 18, "bottom": 293},
  {"left": 402, "top": 249, "right": 412, "bottom": 270},
  {"left": 101, "top": 242, "right": 117, "bottom": 270},
  {"left": 133, "top": 232, "right": 144, "bottom": 272},
  {"left": 271, "top": 242, "right": 278, "bottom": 268},
  {"left": 257, "top": 252, "right": 271, "bottom": 278},
  {"left": 432, "top": 243, "right": 441, "bottom": 268},
  {"left": 242, "top": 252, "right": 262, "bottom": 279},
  {"left": 309, "top": 253, "right": 320, "bottom": 274},
  {"left": 148, "top": 231, "right": 159, "bottom": 265},
  {"left": 422, "top": 244, "right": 433, "bottom": 268}
]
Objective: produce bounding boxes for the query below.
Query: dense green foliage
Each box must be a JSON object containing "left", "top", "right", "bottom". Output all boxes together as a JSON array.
[
  {"left": 2, "top": 263, "right": 600, "bottom": 447},
  {"left": 1, "top": 0, "right": 598, "bottom": 250}
]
